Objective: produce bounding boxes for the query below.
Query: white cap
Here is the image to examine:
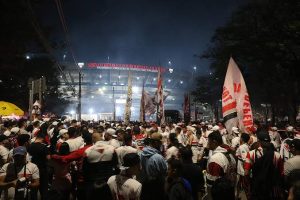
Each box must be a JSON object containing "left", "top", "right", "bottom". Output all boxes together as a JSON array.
[
  {"left": 59, "top": 129, "right": 68, "bottom": 136},
  {"left": 192, "top": 124, "right": 197, "bottom": 127},
  {"left": 126, "top": 127, "right": 131, "bottom": 130},
  {"left": 43, "top": 118, "right": 50, "bottom": 122},
  {"left": 106, "top": 128, "right": 116, "bottom": 136},
  {"left": 187, "top": 126, "right": 196, "bottom": 134},
  {"left": 52, "top": 121, "right": 58, "bottom": 126},
  {"left": 287, "top": 126, "right": 294, "bottom": 132},
  {"left": 212, "top": 125, "right": 220, "bottom": 131},
  {"left": 11, "top": 127, "right": 20, "bottom": 133},
  {"left": 271, "top": 127, "right": 278, "bottom": 131},
  {"left": 207, "top": 125, "right": 213, "bottom": 130},
  {"left": 232, "top": 127, "right": 239, "bottom": 134}
]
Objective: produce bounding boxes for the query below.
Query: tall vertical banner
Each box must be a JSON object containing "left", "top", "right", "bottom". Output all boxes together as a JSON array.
[
  {"left": 222, "top": 57, "right": 253, "bottom": 133},
  {"left": 183, "top": 93, "right": 191, "bottom": 123},
  {"left": 124, "top": 71, "right": 133, "bottom": 124},
  {"left": 157, "top": 69, "right": 165, "bottom": 125},
  {"left": 139, "top": 82, "right": 145, "bottom": 122}
]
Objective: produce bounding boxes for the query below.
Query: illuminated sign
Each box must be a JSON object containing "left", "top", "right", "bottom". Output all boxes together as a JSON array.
[{"left": 87, "top": 63, "right": 166, "bottom": 72}]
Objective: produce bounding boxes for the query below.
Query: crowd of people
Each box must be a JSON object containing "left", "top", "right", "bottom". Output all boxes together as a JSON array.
[{"left": 0, "top": 117, "right": 299, "bottom": 200}]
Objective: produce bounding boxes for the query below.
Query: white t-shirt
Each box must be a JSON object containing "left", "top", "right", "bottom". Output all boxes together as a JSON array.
[
  {"left": 235, "top": 143, "right": 250, "bottom": 176},
  {"left": 108, "top": 139, "right": 121, "bottom": 148},
  {"left": 65, "top": 136, "right": 84, "bottom": 152},
  {"left": 115, "top": 146, "right": 138, "bottom": 166},
  {"left": 231, "top": 136, "right": 240, "bottom": 149},
  {"left": 3, "top": 130, "right": 11, "bottom": 137},
  {"left": 0, "top": 145, "right": 10, "bottom": 162},
  {"left": 107, "top": 174, "right": 142, "bottom": 200},
  {"left": 85, "top": 141, "right": 115, "bottom": 163},
  {"left": 0, "top": 162, "right": 39, "bottom": 199},
  {"left": 165, "top": 146, "right": 179, "bottom": 160}
]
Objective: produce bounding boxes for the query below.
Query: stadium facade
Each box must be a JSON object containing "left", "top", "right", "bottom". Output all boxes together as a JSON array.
[{"left": 58, "top": 62, "right": 201, "bottom": 121}]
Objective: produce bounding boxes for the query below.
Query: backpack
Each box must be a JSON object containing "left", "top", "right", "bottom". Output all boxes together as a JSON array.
[{"left": 221, "top": 151, "right": 237, "bottom": 186}]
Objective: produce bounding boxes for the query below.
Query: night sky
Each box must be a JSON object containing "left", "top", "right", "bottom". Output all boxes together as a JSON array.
[{"left": 38, "top": 0, "right": 247, "bottom": 75}]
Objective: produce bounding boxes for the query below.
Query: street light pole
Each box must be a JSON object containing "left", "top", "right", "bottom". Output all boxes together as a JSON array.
[
  {"left": 78, "top": 62, "right": 84, "bottom": 121},
  {"left": 113, "top": 86, "right": 116, "bottom": 121}
]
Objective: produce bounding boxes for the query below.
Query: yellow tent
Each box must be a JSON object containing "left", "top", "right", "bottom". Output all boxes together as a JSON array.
[{"left": 0, "top": 101, "right": 24, "bottom": 116}]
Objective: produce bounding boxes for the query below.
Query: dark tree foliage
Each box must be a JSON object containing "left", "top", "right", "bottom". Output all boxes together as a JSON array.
[
  {"left": 194, "top": 0, "right": 300, "bottom": 123},
  {"left": 0, "top": 0, "right": 68, "bottom": 114}
]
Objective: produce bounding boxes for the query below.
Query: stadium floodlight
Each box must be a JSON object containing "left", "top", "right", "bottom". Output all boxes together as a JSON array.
[
  {"left": 70, "top": 110, "right": 75, "bottom": 115},
  {"left": 89, "top": 108, "right": 94, "bottom": 113},
  {"left": 78, "top": 62, "right": 84, "bottom": 68},
  {"left": 169, "top": 68, "right": 173, "bottom": 73},
  {"left": 180, "top": 80, "right": 183, "bottom": 84}
]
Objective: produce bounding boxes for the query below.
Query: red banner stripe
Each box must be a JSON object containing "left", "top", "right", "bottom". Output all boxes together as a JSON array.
[{"left": 222, "top": 101, "right": 237, "bottom": 114}]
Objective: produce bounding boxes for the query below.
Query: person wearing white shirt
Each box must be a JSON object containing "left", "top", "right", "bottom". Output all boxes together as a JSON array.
[
  {"left": 235, "top": 133, "right": 250, "bottom": 199},
  {"left": 284, "top": 139, "right": 300, "bottom": 177},
  {"left": 107, "top": 153, "right": 142, "bottom": 200},
  {"left": 115, "top": 133, "right": 138, "bottom": 166}
]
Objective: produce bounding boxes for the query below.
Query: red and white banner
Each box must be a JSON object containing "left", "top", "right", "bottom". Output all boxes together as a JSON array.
[
  {"left": 87, "top": 63, "right": 166, "bottom": 72},
  {"left": 222, "top": 57, "right": 253, "bottom": 133}
]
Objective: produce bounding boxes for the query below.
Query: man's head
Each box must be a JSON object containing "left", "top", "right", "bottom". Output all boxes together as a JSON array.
[
  {"left": 179, "top": 146, "right": 193, "bottom": 162},
  {"left": 0, "top": 135, "right": 10, "bottom": 149},
  {"left": 68, "top": 127, "right": 77, "bottom": 138},
  {"left": 13, "top": 146, "right": 27, "bottom": 166},
  {"left": 150, "top": 132, "right": 163, "bottom": 150},
  {"left": 123, "top": 153, "right": 141, "bottom": 176},
  {"left": 18, "top": 119, "right": 27, "bottom": 129},
  {"left": 92, "top": 130, "right": 103, "bottom": 144},
  {"left": 167, "top": 157, "right": 183, "bottom": 178},
  {"left": 17, "top": 134, "right": 31, "bottom": 148},
  {"left": 240, "top": 133, "right": 250, "bottom": 144},
  {"left": 104, "top": 128, "right": 116, "bottom": 141},
  {"left": 257, "top": 131, "right": 271, "bottom": 143},
  {"left": 175, "top": 127, "right": 182, "bottom": 135},
  {"left": 290, "top": 139, "right": 300, "bottom": 156},
  {"left": 207, "top": 130, "right": 223, "bottom": 150},
  {"left": 123, "top": 133, "right": 133, "bottom": 146}
]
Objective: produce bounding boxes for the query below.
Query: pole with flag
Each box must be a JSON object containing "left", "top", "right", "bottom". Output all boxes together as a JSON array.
[
  {"left": 139, "top": 81, "right": 145, "bottom": 122},
  {"left": 222, "top": 57, "right": 253, "bottom": 134},
  {"left": 183, "top": 93, "right": 191, "bottom": 123},
  {"left": 157, "top": 69, "right": 165, "bottom": 125},
  {"left": 124, "top": 71, "right": 133, "bottom": 124}
]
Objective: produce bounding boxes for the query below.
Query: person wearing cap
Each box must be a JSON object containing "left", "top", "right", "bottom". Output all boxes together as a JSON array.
[
  {"left": 230, "top": 127, "right": 241, "bottom": 150},
  {"left": 186, "top": 126, "right": 199, "bottom": 163},
  {"left": 280, "top": 126, "right": 296, "bottom": 162},
  {"left": 269, "top": 127, "right": 281, "bottom": 151},
  {"left": 0, "top": 146, "right": 40, "bottom": 200},
  {"left": 140, "top": 132, "right": 167, "bottom": 200},
  {"left": 107, "top": 153, "right": 142, "bottom": 200},
  {"left": 56, "top": 129, "right": 69, "bottom": 152},
  {"left": 235, "top": 133, "right": 250, "bottom": 199},
  {"left": 244, "top": 131, "right": 284, "bottom": 200},
  {"left": 104, "top": 128, "right": 120, "bottom": 148},
  {"left": 284, "top": 139, "right": 300, "bottom": 177},
  {"left": 3, "top": 121, "right": 12, "bottom": 137}
]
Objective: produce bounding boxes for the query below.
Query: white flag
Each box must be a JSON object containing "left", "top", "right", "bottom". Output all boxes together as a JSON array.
[{"left": 222, "top": 57, "right": 253, "bottom": 133}]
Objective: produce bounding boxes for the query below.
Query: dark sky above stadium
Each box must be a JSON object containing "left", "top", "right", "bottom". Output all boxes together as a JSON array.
[{"left": 39, "top": 0, "right": 247, "bottom": 75}]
